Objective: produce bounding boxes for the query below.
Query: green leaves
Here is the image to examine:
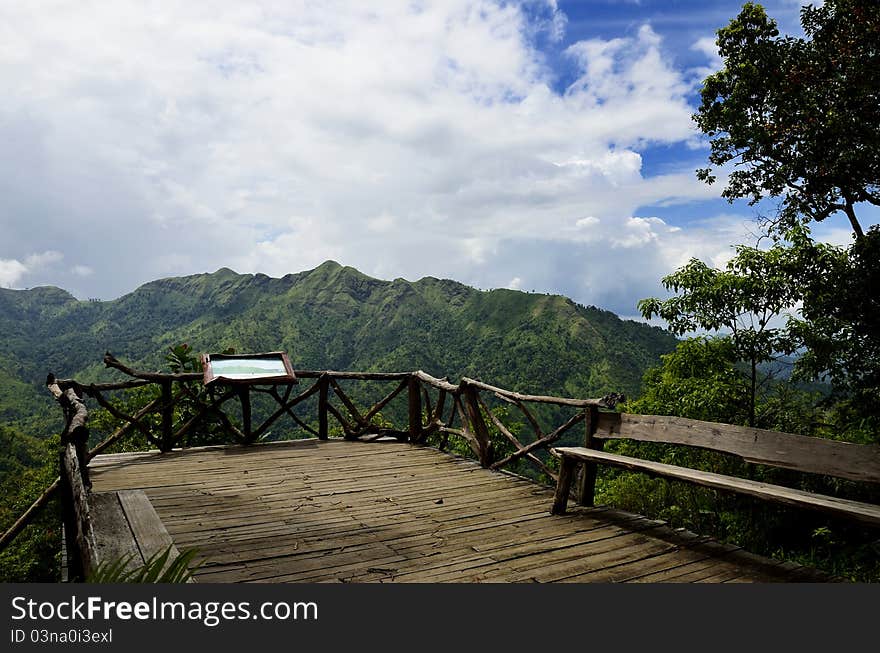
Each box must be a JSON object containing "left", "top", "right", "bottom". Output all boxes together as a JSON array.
[
  {"left": 639, "top": 241, "right": 806, "bottom": 426},
  {"left": 164, "top": 343, "right": 202, "bottom": 374},
  {"left": 639, "top": 244, "right": 797, "bottom": 352},
  {"left": 694, "top": 0, "right": 880, "bottom": 238},
  {"left": 788, "top": 226, "right": 880, "bottom": 415},
  {"left": 86, "top": 546, "right": 201, "bottom": 584},
  {"left": 626, "top": 337, "right": 749, "bottom": 425}
]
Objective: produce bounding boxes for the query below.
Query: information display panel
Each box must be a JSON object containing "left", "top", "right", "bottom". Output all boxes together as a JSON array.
[{"left": 202, "top": 352, "right": 297, "bottom": 385}]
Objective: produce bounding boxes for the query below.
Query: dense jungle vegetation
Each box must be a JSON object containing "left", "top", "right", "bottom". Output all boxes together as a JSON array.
[{"left": 2, "top": 0, "right": 879, "bottom": 582}]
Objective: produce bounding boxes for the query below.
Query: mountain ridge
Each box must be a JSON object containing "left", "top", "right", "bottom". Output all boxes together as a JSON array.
[{"left": 0, "top": 261, "right": 678, "bottom": 432}]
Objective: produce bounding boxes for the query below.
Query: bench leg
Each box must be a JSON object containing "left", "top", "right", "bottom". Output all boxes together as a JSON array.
[
  {"left": 578, "top": 460, "right": 598, "bottom": 507},
  {"left": 551, "top": 457, "right": 577, "bottom": 515}
]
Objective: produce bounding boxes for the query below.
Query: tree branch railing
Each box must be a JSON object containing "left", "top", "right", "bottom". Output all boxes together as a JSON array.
[{"left": 0, "top": 353, "right": 624, "bottom": 559}]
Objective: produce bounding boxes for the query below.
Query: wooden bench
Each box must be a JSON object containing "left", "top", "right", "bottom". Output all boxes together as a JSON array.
[
  {"left": 550, "top": 413, "right": 880, "bottom": 528},
  {"left": 89, "top": 490, "right": 197, "bottom": 582}
]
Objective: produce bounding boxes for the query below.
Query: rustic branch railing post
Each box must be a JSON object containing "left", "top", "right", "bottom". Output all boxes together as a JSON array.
[
  {"left": 464, "top": 384, "right": 493, "bottom": 467},
  {"left": 434, "top": 388, "right": 447, "bottom": 424},
  {"left": 58, "top": 447, "right": 80, "bottom": 580},
  {"left": 577, "top": 405, "right": 602, "bottom": 506},
  {"left": 160, "top": 380, "right": 174, "bottom": 451},
  {"left": 60, "top": 443, "right": 99, "bottom": 580},
  {"left": 475, "top": 392, "right": 558, "bottom": 482},
  {"left": 408, "top": 375, "right": 422, "bottom": 442},
  {"left": 420, "top": 385, "right": 433, "bottom": 441},
  {"left": 329, "top": 380, "right": 368, "bottom": 437},
  {"left": 238, "top": 386, "right": 253, "bottom": 443},
  {"left": 46, "top": 374, "right": 90, "bottom": 488},
  {"left": 318, "top": 374, "right": 329, "bottom": 440}
]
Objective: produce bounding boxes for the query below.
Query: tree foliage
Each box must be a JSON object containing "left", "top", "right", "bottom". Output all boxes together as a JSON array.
[
  {"left": 638, "top": 243, "right": 798, "bottom": 425},
  {"left": 695, "top": 0, "right": 880, "bottom": 238},
  {"left": 626, "top": 337, "right": 749, "bottom": 425},
  {"left": 785, "top": 226, "right": 880, "bottom": 415},
  {"left": 87, "top": 545, "right": 200, "bottom": 584},
  {"left": 0, "top": 427, "right": 61, "bottom": 581}
]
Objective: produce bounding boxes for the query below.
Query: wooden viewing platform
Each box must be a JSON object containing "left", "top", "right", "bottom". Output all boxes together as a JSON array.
[
  {"left": 7, "top": 355, "right": 873, "bottom": 583},
  {"left": 87, "top": 438, "right": 831, "bottom": 583}
]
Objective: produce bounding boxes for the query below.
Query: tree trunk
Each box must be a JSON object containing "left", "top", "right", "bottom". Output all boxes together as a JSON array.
[
  {"left": 843, "top": 198, "right": 865, "bottom": 240},
  {"left": 749, "top": 356, "right": 757, "bottom": 428}
]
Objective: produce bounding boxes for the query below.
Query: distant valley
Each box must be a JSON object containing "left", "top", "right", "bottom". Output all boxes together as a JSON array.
[{"left": 0, "top": 260, "right": 677, "bottom": 435}]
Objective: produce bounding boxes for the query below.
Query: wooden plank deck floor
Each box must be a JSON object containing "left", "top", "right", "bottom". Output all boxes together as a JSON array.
[{"left": 88, "top": 438, "right": 832, "bottom": 583}]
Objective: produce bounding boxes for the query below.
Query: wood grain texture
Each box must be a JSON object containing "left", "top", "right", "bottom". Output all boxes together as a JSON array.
[
  {"left": 62, "top": 443, "right": 98, "bottom": 577},
  {"left": 596, "top": 413, "right": 880, "bottom": 483},
  {"left": 553, "top": 447, "right": 880, "bottom": 527},
  {"left": 86, "top": 439, "right": 832, "bottom": 583},
  {"left": 90, "top": 492, "right": 143, "bottom": 573}
]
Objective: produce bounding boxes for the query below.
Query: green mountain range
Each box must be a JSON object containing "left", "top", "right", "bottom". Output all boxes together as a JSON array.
[{"left": 0, "top": 260, "right": 677, "bottom": 436}]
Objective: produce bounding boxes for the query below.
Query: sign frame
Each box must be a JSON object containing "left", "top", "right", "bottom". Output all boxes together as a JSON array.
[{"left": 202, "top": 351, "right": 298, "bottom": 386}]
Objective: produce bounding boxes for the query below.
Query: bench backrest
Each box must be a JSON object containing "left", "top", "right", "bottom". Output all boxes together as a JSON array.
[{"left": 594, "top": 412, "right": 880, "bottom": 485}]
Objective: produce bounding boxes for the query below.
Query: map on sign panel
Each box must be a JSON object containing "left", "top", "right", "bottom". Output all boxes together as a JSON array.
[{"left": 209, "top": 357, "right": 289, "bottom": 380}]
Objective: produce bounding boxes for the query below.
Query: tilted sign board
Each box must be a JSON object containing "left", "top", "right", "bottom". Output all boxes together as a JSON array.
[{"left": 202, "top": 352, "right": 297, "bottom": 385}]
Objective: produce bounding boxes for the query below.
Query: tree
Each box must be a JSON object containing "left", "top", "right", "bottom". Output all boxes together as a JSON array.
[
  {"left": 694, "top": 1, "right": 880, "bottom": 239},
  {"left": 627, "top": 337, "right": 749, "bottom": 425},
  {"left": 638, "top": 243, "right": 797, "bottom": 426},
  {"left": 785, "top": 226, "right": 880, "bottom": 417}
]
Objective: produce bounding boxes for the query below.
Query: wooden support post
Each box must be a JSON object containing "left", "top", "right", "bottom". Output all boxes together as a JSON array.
[
  {"left": 408, "top": 376, "right": 422, "bottom": 442},
  {"left": 551, "top": 455, "right": 577, "bottom": 515},
  {"left": 464, "top": 385, "right": 493, "bottom": 467},
  {"left": 160, "top": 380, "right": 173, "bottom": 451},
  {"left": 577, "top": 406, "right": 601, "bottom": 506},
  {"left": 318, "top": 375, "right": 329, "bottom": 440},
  {"left": 60, "top": 443, "right": 98, "bottom": 578},
  {"left": 46, "top": 374, "right": 90, "bottom": 486},
  {"left": 238, "top": 386, "right": 253, "bottom": 443},
  {"left": 420, "top": 386, "right": 432, "bottom": 439},
  {"left": 434, "top": 389, "right": 447, "bottom": 422},
  {"left": 58, "top": 450, "right": 81, "bottom": 581}
]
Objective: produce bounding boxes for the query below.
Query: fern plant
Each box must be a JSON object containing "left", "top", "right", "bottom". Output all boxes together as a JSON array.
[{"left": 87, "top": 546, "right": 201, "bottom": 583}]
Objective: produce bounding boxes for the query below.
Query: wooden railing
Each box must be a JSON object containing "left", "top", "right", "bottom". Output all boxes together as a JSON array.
[
  {"left": 4, "top": 351, "right": 880, "bottom": 576},
  {"left": 54, "top": 354, "right": 623, "bottom": 474},
  {"left": 0, "top": 353, "right": 623, "bottom": 565},
  {"left": 48, "top": 375, "right": 98, "bottom": 580}
]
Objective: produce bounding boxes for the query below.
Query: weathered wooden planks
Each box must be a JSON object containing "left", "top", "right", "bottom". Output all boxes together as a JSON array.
[
  {"left": 596, "top": 413, "right": 880, "bottom": 483},
  {"left": 88, "top": 439, "right": 830, "bottom": 583},
  {"left": 552, "top": 447, "right": 880, "bottom": 527},
  {"left": 89, "top": 490, "right": 198, "bottom": 582},
  {"left": 90, "top": 493, "right": 143, "bottom": 575},
  {"left": 117, "top": 490, "right": 184, "bottom": 568}
]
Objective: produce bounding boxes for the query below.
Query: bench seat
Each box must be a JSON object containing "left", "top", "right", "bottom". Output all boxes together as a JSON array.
[
  {"left": 90, "top": 489, "right": 196, "bottom": 581},
  {"left": 551, "top": 446, "right": 880, "bottom": 527}
]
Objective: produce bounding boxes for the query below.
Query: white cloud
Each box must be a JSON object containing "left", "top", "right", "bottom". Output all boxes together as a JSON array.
[
  {"left": 506, "top": 276, "right": 523, "bottom": 290},
  {"left": 690, "top": 35, "right": 723, "bottom": 80},
  {"left": 610, "top": 216, "right": 668, "bottom": 248},
  {"left": 575, "top": 216, "right": 600, "bottom": 228},
  {"left": 366, "top": 212, "right": 396, "bottom": 233},
  {"left": 0, "top": 259, "right": 27, "bottom": 288},
  {"left": 691, "top": 36, "right": 719, "bottom": 61},
  {"left": 0, "top": 250, "right": 63, "bottom": 287},
  {"left": 0, "top": 1, "right": 759, "bottom": 311}
]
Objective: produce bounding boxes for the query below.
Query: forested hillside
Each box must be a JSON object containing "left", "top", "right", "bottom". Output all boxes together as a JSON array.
[{"left": 0, "top": 260, "right": 676, "bottom": 433}]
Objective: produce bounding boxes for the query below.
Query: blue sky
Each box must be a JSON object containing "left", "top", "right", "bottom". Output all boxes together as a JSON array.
[{"left": 1, "top": 0, "right": 874, "bottom": 318}]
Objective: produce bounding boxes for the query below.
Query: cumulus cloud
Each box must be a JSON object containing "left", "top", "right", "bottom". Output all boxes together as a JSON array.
[
  {"left": 690, "top": 35, "right": 723, "bottom": 80},
  {"left": 0, "top": 250, "right": 63, "bottom": 288},
  {"left": 0, "top": 0, "right": 754, "bottom": 311},
  {"left": 0, "top": 259, "right": 27, "bottom": 288}
]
